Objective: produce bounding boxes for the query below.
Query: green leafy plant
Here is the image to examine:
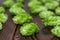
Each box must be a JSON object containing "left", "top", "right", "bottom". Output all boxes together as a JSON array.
[
  {"left": 13, "top": 13, "right": 32, "bottom": 24},
  {"left": 3, "top": 0, "right": 14, "bottom": 8},
  {"left": 45, "top": 1, "right": 59, "bottom": 10},
  {"left": 0, "top": 13, "right": 8, "bottom": 23},
  {"left": 0, "top": 7, "right": 8, "bottom": 30},
  {"left": 0, "top": 7, "right": 5, "bottom": 13},
  {"left": 20, "top": 23, "right": 39, "bottom": 36},
  {"left": 9, "top": 7, "right": 26, "bottom": 15},
  {"left": 51, "top": 26, "right": 60, "bottom": 37},
  {"left": 55, "top": 7, "right": 60, "bottom": 15},
  {"left": 39, "top": 11, "right": 55, "bottom": 19}
]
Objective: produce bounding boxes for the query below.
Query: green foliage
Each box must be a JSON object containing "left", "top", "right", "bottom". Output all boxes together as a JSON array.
[
  {"left": 0, "top": 13, "right": 8, "bottom": 23},
  {"left": 28, "top": 0, "right": 45, "bottom": 14},
  {"left": 51, "top": 26, "right": 60, "bottom": 37},
  {"left": 9, "top": 7, "right": 26, "bottom": 15},
  {"left": 42, "top": 16, "right": 60, "bottom": 26},
  {"left": 17, "top": 0, "right": 24, "bottom": 3},
  {"left": 11, "top": 3, "right": 23, "bottom": 8},
  {"left": 39, "top": 11, "right": 55, "bottom": 19},
  {"left": 30, "top": 6, "right": 47, "bottom": 14},
  {"left": 20, "top": 23, "right": 39, "bottom": 36},
  {"left": 3, "top": 0, "right": 14, "bottom": 8},
  {"left": 55, "top": 7, "right": 60, "bottom": 15},
  {"left": 13, "top": 13, "right": 32, "bottom": 24},
  {"left": 39, "top": 0, "right": 56, "bottom": 3},
  {"left": 45, "top": 1, "right": 59, "bottom": 10},
  {"left": 0, "top": 7, "right": 5, "bottom": 13},
  {"left": 28, "top": 0, "right": 41, "bottom": 8}
]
